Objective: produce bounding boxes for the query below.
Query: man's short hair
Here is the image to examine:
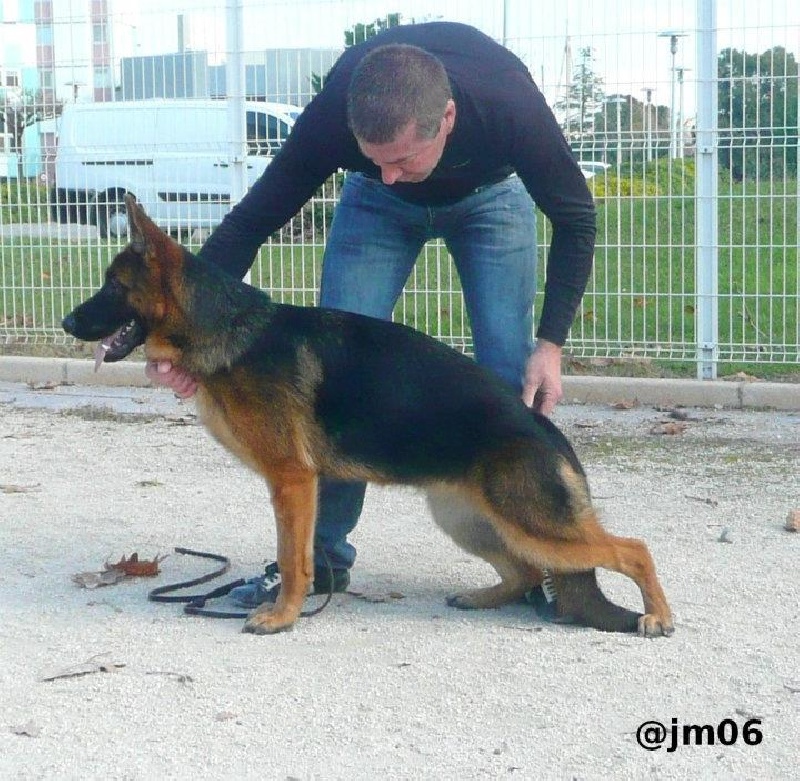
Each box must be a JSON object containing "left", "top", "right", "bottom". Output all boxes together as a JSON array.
[{"left": 347, "top": 43, "right": 452, "bottom": 144}]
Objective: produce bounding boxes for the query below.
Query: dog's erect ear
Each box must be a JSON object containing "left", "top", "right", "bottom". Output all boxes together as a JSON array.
[
  {"left": 123, "top": 193, "right": 183, "bottom": 270},
  {"left": 124, "top": 193, "right": 148, "bottom": 255},
  {"left": 124, "top": 193, "right": 172, "bottom": 255}
]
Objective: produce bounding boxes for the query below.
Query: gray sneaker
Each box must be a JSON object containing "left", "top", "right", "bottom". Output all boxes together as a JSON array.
[{"left": 229, "top": 561, "right": 350, "bottom": 608}]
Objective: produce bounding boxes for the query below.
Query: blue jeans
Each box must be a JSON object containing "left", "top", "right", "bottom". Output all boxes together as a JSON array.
[{"left": 314, "top": 172, "right": 538, "bottom": 570}]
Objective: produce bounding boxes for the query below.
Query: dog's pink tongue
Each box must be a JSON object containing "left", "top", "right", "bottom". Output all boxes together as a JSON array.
[
  {"left": 93, "top": 341, "right": 109, "bottom": 372},
  {"left": 94, "top": 329, "right": 122, "bottom": 372}
]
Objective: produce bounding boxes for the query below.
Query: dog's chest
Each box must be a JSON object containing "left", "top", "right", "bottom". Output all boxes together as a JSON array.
[
  {"left": 194, "top": 387, "right": 260, "bottom": 472},
  {"left": 194, "top": 384, "right": 316, "bottom": 477}
]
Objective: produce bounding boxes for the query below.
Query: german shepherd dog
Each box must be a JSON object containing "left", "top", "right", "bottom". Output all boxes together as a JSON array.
[{"left": 63, "top": 195, "right": 673, "bottom": 637}]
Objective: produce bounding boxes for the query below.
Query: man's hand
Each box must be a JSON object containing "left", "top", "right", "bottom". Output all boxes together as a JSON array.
[
  {"left": 521, "top": 339, "right": 563, "bottom": 416},
  {"left": 145, "top": 360, "right": 199, "bottom": 399}
]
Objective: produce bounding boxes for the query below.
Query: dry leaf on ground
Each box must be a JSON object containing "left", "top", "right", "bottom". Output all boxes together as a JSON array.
[
  {"left": 105, "top": 552, "right": 166, "bottom": 577},
  {"left": 0, "top": 483, "right": 41, "bottom": 494},
  {"left": 72, "top": 552, "right": 166, "bottom": 589},
  {"left": 649, "top": 421, "right": 688, "bottom": 435},
  {"left": 72, "top": 569, "right": 127, "bottom": 589}
]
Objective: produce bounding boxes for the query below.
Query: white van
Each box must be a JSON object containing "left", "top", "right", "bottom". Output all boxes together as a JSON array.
[{"left": 51, "top": 99, "right": 302, "bottom": 237}]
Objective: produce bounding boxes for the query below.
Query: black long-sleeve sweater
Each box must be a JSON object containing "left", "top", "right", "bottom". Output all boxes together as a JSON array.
[{"left": 198, "top": 21, "right": 596, "bottom": 346}]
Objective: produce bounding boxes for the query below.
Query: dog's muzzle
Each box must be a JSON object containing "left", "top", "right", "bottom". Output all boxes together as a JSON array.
[{"left": 94, "top": 319, "right": 146, "bottom": 367}]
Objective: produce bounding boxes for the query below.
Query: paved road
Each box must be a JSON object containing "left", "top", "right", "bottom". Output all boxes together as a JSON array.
[{"left": 1, "top": 376, "right": 797, "bottom": 779}]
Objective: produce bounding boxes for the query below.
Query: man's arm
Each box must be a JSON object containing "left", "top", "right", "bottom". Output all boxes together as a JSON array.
[
  {"left": 196, "top": 57, "right": 362, "bottom": 277},
  {"left": 503, "top": 72, "right": 597, "bottom": 347},
  {"left": 197, "top": 121, "right": 340, "bottom": 278},
  {"left": 498, "top": 72, "right": 596, "bottom": 414}
]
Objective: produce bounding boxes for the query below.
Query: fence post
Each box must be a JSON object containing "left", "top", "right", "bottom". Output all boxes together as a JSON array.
[
  {"left": 225, "top": 0, "right": 247, "bottom": 274},
  {"left": 695, "top": 0, "right": 719, "bottom": 379}
]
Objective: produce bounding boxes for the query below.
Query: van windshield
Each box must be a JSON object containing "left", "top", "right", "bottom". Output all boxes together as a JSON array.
[{"left": 246, "top": 112, "right": 292, "bottom": 156}]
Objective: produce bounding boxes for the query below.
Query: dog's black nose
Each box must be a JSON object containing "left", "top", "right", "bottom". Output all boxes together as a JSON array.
[{"left": 62, "top": 314, "right": 76, "bottom": 334}]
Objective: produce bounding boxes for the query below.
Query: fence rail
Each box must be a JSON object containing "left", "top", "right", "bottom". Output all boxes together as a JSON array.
[{"left": 1, "top": 0, "right": 798, "bottom": 375}]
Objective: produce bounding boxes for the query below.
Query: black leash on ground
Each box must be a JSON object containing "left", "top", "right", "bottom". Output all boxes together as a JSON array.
[{"left": 148, "top": 546, "right": 333, "bottom": 619}]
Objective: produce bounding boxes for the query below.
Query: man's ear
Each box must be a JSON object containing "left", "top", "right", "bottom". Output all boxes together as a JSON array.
[{"left": 443, "top": 99, "right": 457, "bottom": 135}]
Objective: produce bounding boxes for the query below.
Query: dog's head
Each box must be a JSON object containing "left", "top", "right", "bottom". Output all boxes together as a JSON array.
[{"left": 62, "top": 195, "right": 184, "bottom": 366}]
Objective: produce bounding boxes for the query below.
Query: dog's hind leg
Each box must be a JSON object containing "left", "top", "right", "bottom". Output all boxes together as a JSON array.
[
  {"left": 243, "top": 470, "right": 318, "bottom": 635},
  {"left": 474, "top": 451, "right": 673, "bottom": 637},
  {"left": 494, "top": 510, "right": 674, "bottom": 637},
  {"left": 426, "top": 490, "right": 543, "bottom": 609},
  {"left": 550, "top": 570, "right": 641, "bottom": 633},
  {"left": 427, "top": 490, "right": 643, "bottom": 628}
]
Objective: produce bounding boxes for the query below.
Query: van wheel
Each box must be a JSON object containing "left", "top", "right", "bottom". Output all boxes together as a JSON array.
[{"left": 95, "top": 193, "right": 129, "bottom": 239}]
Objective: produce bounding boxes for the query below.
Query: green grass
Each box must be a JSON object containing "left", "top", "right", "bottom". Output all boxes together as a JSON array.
[
  {"left": 576, "top": 164, "right": 798, "bottom": 366},
  {"left": 1, "top": 166, "right": 798, "bottom": 376},
  {"left": 0, "top": 237, "right": 115, "bottom": 338},
  {"left": 0, "top": 180, "right": 50, "bottom": 224}
]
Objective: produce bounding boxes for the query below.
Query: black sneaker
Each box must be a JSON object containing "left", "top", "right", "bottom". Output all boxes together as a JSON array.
[{"left": 229, "top": 561, "right": 350, "bottom": 608}]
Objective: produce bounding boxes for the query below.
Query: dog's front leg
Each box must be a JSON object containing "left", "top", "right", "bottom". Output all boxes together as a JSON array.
[{"left": 243, "top": 470, "right": 318, "bottom": 635}]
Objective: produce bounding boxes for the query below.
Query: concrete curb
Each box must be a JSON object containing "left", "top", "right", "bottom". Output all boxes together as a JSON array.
[
  {"left": 0, "top": 355, "right": 148, "bottom": 388},
  {"left": 560, "top": 374, "right": 800, "bottom": 410},
  {"left": 1, "top": 355, "right": 798, "bottom": 410}
]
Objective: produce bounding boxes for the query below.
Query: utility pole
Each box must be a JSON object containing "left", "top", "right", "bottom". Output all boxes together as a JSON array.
[
  {"left": 658, "top": 31, "right": 688, "bottom": 159},
  {"left": 641, "top": 87, "right": 654, "bottom": 162}
]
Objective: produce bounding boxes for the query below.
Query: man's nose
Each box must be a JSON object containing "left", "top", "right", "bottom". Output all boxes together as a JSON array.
[{"left": 380, "top": 165, "right": 402, "bottom": 185}]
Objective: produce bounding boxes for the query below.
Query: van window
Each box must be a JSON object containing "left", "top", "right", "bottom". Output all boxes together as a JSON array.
[{"left": 246, "top": 111, "right": 292, "bottom": 156}]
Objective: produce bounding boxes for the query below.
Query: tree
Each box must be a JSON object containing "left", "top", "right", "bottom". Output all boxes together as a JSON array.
[
  {"left": 0, "top": 88, "right": 63, "bottom": 179},
  {"left": 344, "top": 13, "right": 402, "bottom": 48},
  {"left": 718, "top": 45, "right": 799, "bottom": 180},
  {"left": 309, "top": 13, "right": 403, "bottom": 96},
  {"left": 554, "top": 46, "right": 605, "bottom": 143},
  {"left": 594, "top": 94, "right": 672, "bottom": 164}
]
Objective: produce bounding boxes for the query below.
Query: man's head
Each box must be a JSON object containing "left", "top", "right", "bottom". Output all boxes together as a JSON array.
[{"left": 347, "top": 44, "right": 456, "bottom": 184}]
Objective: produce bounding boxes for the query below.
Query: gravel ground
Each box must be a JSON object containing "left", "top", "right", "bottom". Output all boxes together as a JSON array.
[{"left": 0, "top": 380, "right": 798, "bottom": 780}]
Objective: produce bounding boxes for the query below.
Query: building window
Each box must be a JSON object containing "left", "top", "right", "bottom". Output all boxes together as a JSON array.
[
  {"left": 36, "top": 23, "right": 54, "bottom": 46},
  {"left": 93, "top": 66, "right": 112, "bottom": 89},
  {"left": 93, "top": 22, "right": 107, "bottom": 44}
]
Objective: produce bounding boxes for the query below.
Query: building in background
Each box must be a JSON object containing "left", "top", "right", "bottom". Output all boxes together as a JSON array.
[
  {"left": 25, "top": 0, "right": 113, "bottom": 106},
  {"left": 2, "top": 1, "right": 341, "bottom": 179},
  {"left": 119, "top": 50, "right": 209, "bottom": 100},
  {"left": 1, "top": 1, "right": 40, "bottom": 177},
  {"left": 117, "top": 47, "right": 340, "bottom": 105},
  {"left": 10, "top": 1, "right": 340, "bottom": 106},
  {"left": 208, "top": 49, "right": 341, "bottom": 106}
]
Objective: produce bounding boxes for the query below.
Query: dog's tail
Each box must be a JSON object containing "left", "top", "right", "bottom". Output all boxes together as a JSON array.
[{"left": 551, "top": 569, "right": 642, "bottom": 632}]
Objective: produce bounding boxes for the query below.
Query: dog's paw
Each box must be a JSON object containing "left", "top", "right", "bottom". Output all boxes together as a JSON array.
[
  {"left": 446, "top": 593, "right": 479, "bottom": 610},
  {"left": 637, "top": 613, "right": 675, "bottom": 638},
  {"left": 445, "top": 584, "right": 521, "bottom": 610},
  {"left": 242, "top": 607, "right": 296, "bottom": 635}
]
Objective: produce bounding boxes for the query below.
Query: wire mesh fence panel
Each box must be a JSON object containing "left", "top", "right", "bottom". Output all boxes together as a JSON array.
[{"left": 1, "top": 1, "right": 797, "bottom": 370}]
